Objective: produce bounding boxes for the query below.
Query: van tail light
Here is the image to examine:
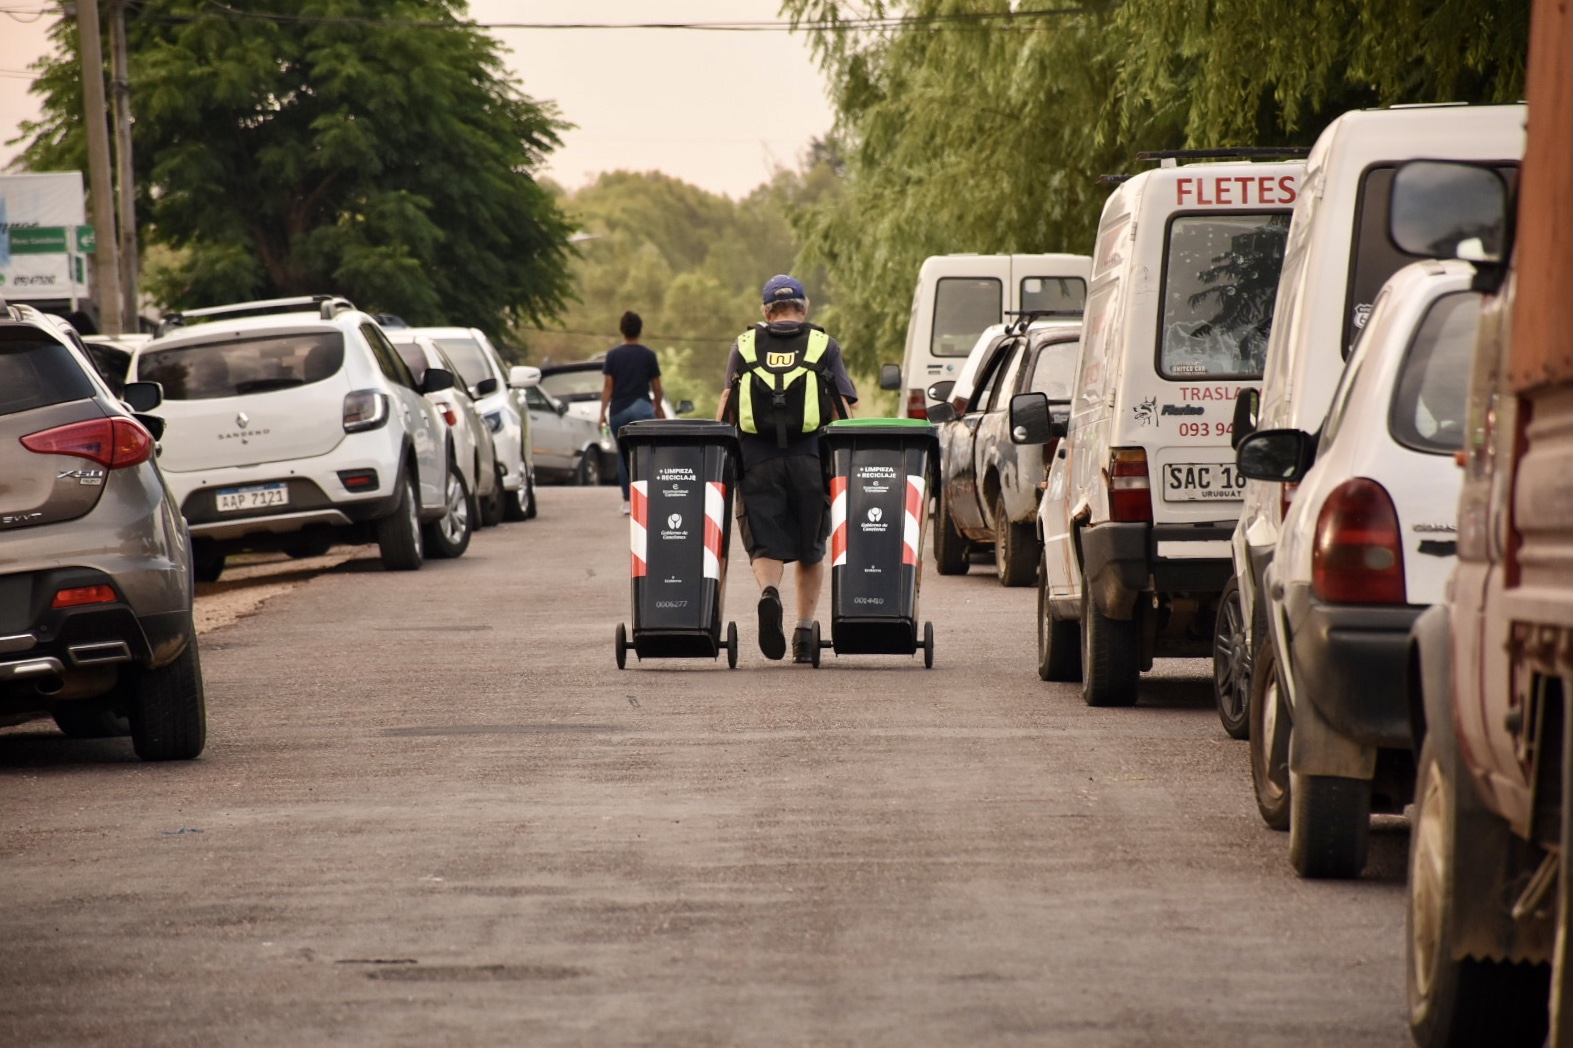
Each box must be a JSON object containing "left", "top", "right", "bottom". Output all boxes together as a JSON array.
[
  {"left": 1280, "top": 481, "right": 1299, "bottom": 522},
  {"left": 906, "top": 388, "right": 928, "bottom": 419},
  {"left": 1312, "top": 478, "right": 1406, "bottom": 604},
  {"left": 21, "top": 417, "right": 152, "bottom": 469},
  {"left": 343, "top": 390, "right": 390, "bottom": 432},
  {"left": 1108, "top": 448, "right": 1152, "bottom": 523},
  {"left": 440, "top": 407, "right": 459, "bottom": 427}
]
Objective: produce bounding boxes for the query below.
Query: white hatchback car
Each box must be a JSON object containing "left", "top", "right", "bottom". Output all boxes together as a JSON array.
[
  {"left": 1234, "top": 259, "right": 1480, "bottom": 878},
  {"left": 133, "top": 297, "right": 457, "bottom": 578}
]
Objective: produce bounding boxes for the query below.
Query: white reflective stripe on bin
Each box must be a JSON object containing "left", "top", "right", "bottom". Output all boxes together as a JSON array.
[
  {"left": 829, "top": 475, "right": 848, "bottom": 567},
  {"left": 704, "top": 481, "right": 725, "bottom": 580},
  {"left": 630, "top": 480, "right": 649, "bottom": 577},
  {"left": 903, "top": 474, "right": 925, "bottom": 566}
]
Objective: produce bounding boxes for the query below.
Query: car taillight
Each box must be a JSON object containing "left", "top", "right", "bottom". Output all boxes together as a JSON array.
[
  {"left": 1280, "top": 481, "right": 1299, "bottom": 522},
  {"left": 53, "top": 584, "right": 118, "bottom": 608},
  {"left": 343, "top": 390, "right": 389, "bottom": 432},
  {"left": 906, "top": 388, "right": 928, "bottom": 419},
  {"left": 1312, "top": 478, "right": 1406, "bottom": 604},
  {"left": 1108, "top": 448, "right": 1152, "bottom": 522},
  {"left": 440, "top": 407, "right": 459, "bottom": 427},
  {"left": 20, "top": 417, "right": 152, "bottom": 469}
]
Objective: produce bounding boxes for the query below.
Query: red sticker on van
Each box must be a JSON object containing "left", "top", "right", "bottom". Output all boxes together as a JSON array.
[{"left": 1176, "top": 175, "right": 1299, "bottom": 208}]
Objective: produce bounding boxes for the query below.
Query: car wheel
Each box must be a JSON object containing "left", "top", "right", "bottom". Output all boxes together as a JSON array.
[
  {"left": 1037, "top": 556, "right": 1081, "bottom": 682},
  {"left": 1290, "top": 773, "right": 1371, "bottom": 878},
  {"left": 1080, "top": 587, "right": 1138, "bottom": 707},
  {"left": 993, "top": 493, "right": 1036, "bottom": 587},
  {"left": 502, "top": 462, "right": 530, "bottom": 522},
  {"left": 422, "top": 465, "right": 472, "bottom": 559},
  {"left": 1407, "top": 733, "right": 1550, "bottom": 1048},
  {"left": 1213, "top": 576, "right": 1252, "bottom": 740},
  {"left": 576, "top": 450, "right": 602, "bottom": 487},
  {"left": 193, "top": 541, "right": 225, "bottom": 583},
  {"left": 377, "top": 472, "right": 424, "bottom": 571},
  {"left": 480, "top": 463, "right": 505, "bottom": 527},
  {"left": 52, "top": 703, "right": 130, "bottom": 739},
  {"left": 1248, "top": 636, "right": 1292, "bottom": 830},
  {"left": 129, "top": 636, "right": 206, "bottom": 761},
  {"left": 933, "top": 494, "right": 969, "bottom": 575}
]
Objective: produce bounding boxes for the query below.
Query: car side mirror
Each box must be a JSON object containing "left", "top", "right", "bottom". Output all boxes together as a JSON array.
[
  {"left": 675, "top": 400, "right": 694, "bottom": 415},
  {"left": 421, "top": 367, "right": 456, "bottom": 394},
  {"left": 123, "top": 381, "right": 163, "bottom": 412},
  {"left": 925, "top": 402, "right": 957, "bottom": 423},
  {"left": 879, "top": 363, "right": 902, "bottom": 391},
  {"left": 133, "top": 413, "right": 166, "bottom": 440},
  {"left": 508, "top": 365, "right": 541, "bottom": 390},
  {"left": 1009, "top": 391, "right": 1067, "bottom": 444},
  {"left": 926, "top": 379, "right": 955, "bottom": 403},
  {"left": 1236, "top": 428, "right": 1316, "bottom": 483},
  {"left": 556, "top": 401, "right": 569, "bottom": 416},
  {"left": 1230, "top": 388, "right": 1260, "bottom": 449},
  {"left": 1389, "top": 160, "right": 1508, "bottom": 264},
  {"left": 475, "top": 376, "right": 500, "bottom": 397}
]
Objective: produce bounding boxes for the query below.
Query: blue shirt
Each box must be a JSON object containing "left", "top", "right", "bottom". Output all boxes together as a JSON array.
[{"left": 603, "top": 343, "right": 661, "bottom": 415}]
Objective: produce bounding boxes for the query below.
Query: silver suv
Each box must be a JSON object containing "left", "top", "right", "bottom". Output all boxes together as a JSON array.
[
  {"left": 135, "top": 297, "right": 458, "bottom": 578},
  {"left": 0, "top": 300, "right": 205, "bottom": 760}
]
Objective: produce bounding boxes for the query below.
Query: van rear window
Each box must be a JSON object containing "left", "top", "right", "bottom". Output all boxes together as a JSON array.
[
  {"left": 931, "top": 278, "right": 1002, "bottom": 358},
  {"left": 1020, "top": 277, "right": 1087, "bottom": 316},
  {"left": 0, "top": 331, "right": 96, "bottom": 416},
  {"left": 138, "top": 331, "right": 345, "bottom": 399},
  {"left": 1158, "top": 213, "right": 1290, "bottom": 380},
  {"left": 1388, "top": 291, "right": 1481, "bottom": 455}
]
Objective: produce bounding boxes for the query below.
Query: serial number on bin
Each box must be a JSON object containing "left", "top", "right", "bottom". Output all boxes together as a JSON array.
[
  {"left": 655, "top": 600, "right": 689, "bottom": 609},
  {"left": 853, "top": 597, "right": 886, "bottom": 605}
]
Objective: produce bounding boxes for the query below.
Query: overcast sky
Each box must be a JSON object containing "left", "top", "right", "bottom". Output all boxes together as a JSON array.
[{"left": 0, "top": 0, "right": 837, "bottom": 199}]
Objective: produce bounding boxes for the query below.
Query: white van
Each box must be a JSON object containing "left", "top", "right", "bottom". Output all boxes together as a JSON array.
[
  {"left": 1021, "top": 157, "right": 1306, "bottom": 706},
  {"left": 1221, "top": 104, "right": 1526, "bottom": 732},
  {"left": 894, "top": 254, "right": 1090, "bottom": 418}
]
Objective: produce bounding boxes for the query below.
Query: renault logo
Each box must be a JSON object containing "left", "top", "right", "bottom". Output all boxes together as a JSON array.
[{"left": 236, "top": 412, "right": 250, "bottom": 429}]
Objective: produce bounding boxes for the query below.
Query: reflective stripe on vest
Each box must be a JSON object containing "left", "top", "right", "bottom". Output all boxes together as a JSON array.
[{"left": 735, "top": 328, "right": 830, "bottom": 438}]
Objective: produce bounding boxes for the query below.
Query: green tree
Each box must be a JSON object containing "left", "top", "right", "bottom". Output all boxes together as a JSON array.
[
  {"left": 16, "top": 0, "right": 572, "bottom": 336},
  {"left": 782, "top": 0, "right": 1528, "bottom": 372}
]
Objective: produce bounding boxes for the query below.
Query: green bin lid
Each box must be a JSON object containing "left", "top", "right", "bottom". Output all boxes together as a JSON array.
[{"left": 826, "top": 417, "right": 934, "bottom": 430}]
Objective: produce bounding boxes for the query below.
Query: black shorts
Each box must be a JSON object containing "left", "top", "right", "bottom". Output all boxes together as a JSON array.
[{"left": 737, "top": 455, "right": 830, "bottom": 565}]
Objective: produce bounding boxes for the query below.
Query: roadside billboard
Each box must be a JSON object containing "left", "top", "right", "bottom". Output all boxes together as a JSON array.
[{"left": 0, "top": 171, "right": 92, "bottom": 302}]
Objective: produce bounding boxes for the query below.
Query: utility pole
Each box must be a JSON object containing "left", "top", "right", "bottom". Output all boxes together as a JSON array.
[
  {"left": 75, "top": 0, "right": 123, "bottom": 335},
  {"left": 109, "top": 0, "right": 138, "bottom": 333}
]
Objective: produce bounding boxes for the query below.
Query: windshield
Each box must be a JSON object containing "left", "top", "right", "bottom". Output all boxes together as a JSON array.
[
  {"left": 0, "top": 331, "right": 95, "bottom": 416},
  {"left": 540, "top": 368, "right": 604, "bottom": 402},
  {"left": 1389, "top": 291, "right": 1481, "bottom": 455},
  {"left": 1020, "top": 277, "right": 1087, "bottom": 316},
  {"left": 931, "top": 278, "right": 1002, "bottom": 358},
  {"left": 1158, "top": 213, "right": 1290, "bottom": 380},
  {"left": 390, "top": 340, "right": 429, "bottom": 385},
  {"left": 1029, "top": 339, "right": 1081, "bottom": 400},
  {"left": 433, "top": 337, "right": 495, "bottom": 390},
  {"left": 137, "top": 332, "right": 344, "bottom": 399}
]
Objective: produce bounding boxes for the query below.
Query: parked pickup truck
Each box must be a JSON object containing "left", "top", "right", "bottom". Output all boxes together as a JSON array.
[
  {"left": 1402, "top": 2, "right": 1573, "bottom": 1044},
  {"left": 926, "top": 319, "right": 1081, "bottom": 586}
]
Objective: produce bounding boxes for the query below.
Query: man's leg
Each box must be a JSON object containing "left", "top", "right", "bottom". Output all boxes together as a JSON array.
[
  {"left": 751, "top": 556, "right": 785, "bottom": 592},
  {"left": 794, "top": 559, "right": 824, "bottom": 623}
]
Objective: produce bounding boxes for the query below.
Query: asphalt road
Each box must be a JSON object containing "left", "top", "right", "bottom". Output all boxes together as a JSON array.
[{"left": 1, "top": 487, "right": 1411, "bottom": 1047}]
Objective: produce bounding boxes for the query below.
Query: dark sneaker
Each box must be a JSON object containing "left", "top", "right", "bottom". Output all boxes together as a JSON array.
[
  {"left": 793, "top": 627, "right": 815, "bottom": 664},
  {"left": 757, "top": 586, "right": 786, "bottom": 660}
]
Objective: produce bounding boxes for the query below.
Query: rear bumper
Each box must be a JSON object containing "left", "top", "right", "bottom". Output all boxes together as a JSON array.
[
  {"left": 1282, "top": 581, "right": 1420, "bottom": 750},
  {"left": 1080, "top": 522, "right": 1234, "bottom": 619}
]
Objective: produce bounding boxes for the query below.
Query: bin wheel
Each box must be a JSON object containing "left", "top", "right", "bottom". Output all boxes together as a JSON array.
[
  {"left": 923, "top": 621, "right": 935, "bottom": 669},
  {"left": 726, "top": 621, "right": 738, "bottom": 669},
  {"left": 810, "top": 621, "right": 822, "bottom": 669},
  {"left": 615, "top": 623, "right": 627, "bottom": 670}
]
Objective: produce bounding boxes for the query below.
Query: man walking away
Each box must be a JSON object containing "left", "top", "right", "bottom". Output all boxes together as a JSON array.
[
  {"left": 599, "top": 311, "right": 667, "bottom": 514},
  {"left": 717, "top": 275, "right": 858, "bottom": 662}
]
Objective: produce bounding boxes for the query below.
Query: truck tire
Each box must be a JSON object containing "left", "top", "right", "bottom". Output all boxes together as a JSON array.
[
  {"left": 933, "top": 494, "right": 969, "bottom": 575},
  {"left": 994, "top": 492, "right": 1036, "bottom": 587},
  {"left": 129, "top": 637, "right": 206, "bottom": 761},
  {"left": 1249, "top": 637, "right": 1292, "bottom": 830},
  {"left": 1290, "top": 773, "right": 1371, "bottom": 879},
  {"left": 377, "top": 473, "right": 425, "bottom": 571},
  {"left": 1037, "top": 556, "right": 1081, "bottom": 682},
  {"left": 1407, "top": 733, "right": 1551, "bottom": 1048},
  {"left": 1212, "top": 575, "right": 1252, "bottom": 740},
  {"left": 421, "top": 465, "right": 472, "bottom": 559},
  {"left": 1081, "top": 588, "right": 1138, "bottom": 707}
]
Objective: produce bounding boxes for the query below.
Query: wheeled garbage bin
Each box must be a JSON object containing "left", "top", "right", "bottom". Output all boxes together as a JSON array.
[
  {"left": 615, "top": 419, "right": 742, "bottom": 669},
  {"left": 812, "top": 418, "right": 941, "bottom": 668}
]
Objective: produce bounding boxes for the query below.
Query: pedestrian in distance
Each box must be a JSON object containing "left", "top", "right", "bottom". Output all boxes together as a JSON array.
[
  {"left": 599, "top": 311, "right": 667, "bottom": 514},
  {"left": 716, "top": 274, "right": 859, "bottom": 663}
]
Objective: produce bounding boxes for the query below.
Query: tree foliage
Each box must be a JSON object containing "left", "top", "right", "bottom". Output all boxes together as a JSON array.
[
  {"left": 782, "top": 0, "right": 1529, "bottom": 372},
  {"left": 16, "top": 0, "right": 573, "bottom": 336}
]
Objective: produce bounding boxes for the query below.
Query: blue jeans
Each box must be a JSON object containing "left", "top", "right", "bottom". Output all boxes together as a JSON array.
[{"left": 610, "top": 398, "right": 655, "bottom": 499}]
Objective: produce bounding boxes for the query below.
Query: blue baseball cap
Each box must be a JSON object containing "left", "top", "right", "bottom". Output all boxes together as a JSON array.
[{"left": 762, "top": 274, "right": 806, "bottom": 304}]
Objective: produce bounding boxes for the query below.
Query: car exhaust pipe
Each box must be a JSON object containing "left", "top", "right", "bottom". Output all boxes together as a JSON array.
[{"left": 35, "top": 675, "right": 65, "bottom": 696}]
